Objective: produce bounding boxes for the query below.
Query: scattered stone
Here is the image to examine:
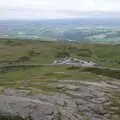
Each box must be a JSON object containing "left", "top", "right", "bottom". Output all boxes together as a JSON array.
[
  {"left": 54, "top": 57, "right": 96, "bottom": 67},
  {"left": 91, "top": 104, "right": 106, "bottom": 115},
  {"left": 3, "top": 88, "right": 31, "bottom": 96},
  {"left": 56, "top": 99, "right": 66, "bottom": 106},
  {"left": 91, "top": 97, "right": 110, "bottom": 104}
]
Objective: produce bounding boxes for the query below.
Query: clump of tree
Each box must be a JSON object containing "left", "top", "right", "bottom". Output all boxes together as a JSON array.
[
  {"left": 7, "top": 56, "right": 31, "bottom": 64},
  {"left": 0, "top": 115, "right": 26, "bottom": 120},
  {"left": 18, "top": 56, "right": 31, "bottom": 63},
  {"left": 4, "top": 39, "right": 14, "bottom": 45},
  {"left": 83, "top": 67, "right": 120, "bottom": 79},
  {"left": 28, "top": 50, "right": 40, "bottom": 56},
  {"left": 67, "top": 46, "right": 92, "bottom": 57},
  {"left": 4, "top": 39, "right": 23, "bottom": 46},
  {"left": 68, "top": 46, "right": 80, "bottom": 53},
  {"left": 77, "top": 49, "right": 92, "bottom": 57},
  {"left": 56, "top": 45, "right": 70, "bottom": 58},
  {"left": 56, "top": 51, "right": 70, "bottom": 58}
]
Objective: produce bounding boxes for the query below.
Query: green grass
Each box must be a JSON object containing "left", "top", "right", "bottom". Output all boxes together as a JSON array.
[
  {"left": 0, "top": 65, "right": 101, "bottom": 93},
  {"left": 104, "top": 92, "right": 120, "bottom": 120},
  {"left": 0, "top": 66, "right": 99, "bottom": 83},
  {"left": 111, "top": 92, "right": 120, "bottom": 115},
  {"left": 27, "top": 84, "right": 58, "bottom": 93},
  {"left": 0, "top": 38, "right": 120, "bottom": 93},
  {"left": 0, "top": 38, "right": 120, "bottom": 68},
  {"left": 0, "top": 116, "right": 26, "bottom": 120},
  {"left": 82, "top": 67, "right": 120, "bottom": 79}
]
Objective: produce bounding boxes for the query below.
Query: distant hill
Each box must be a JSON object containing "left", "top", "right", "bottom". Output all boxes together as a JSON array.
[{"left": 0, "top": 18, "right": 120, "bottom": 43}]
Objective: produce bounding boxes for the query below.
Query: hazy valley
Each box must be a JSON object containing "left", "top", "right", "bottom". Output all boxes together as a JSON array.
[{"left": 1, "top": 19, "right": 120, "bottom": 43}]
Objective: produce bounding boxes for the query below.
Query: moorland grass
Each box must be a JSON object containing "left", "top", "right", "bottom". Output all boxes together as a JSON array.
[{"left": 0, "top": 38, "right": 120, "bottom": 68}]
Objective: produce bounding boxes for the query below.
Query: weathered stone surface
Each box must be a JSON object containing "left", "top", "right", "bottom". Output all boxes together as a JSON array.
[
  {"left": 0, "top": 79, "right": 120, "bottom": 120},
  {"left": 0, "top": 96, "right": 58, "bottom": 120},
  {"left": 54, "top": 57, "right": 96, "bottom": 67},
  {"left": 3, "top": 88, "right": 31, "bottom": 96},
  {"left": 91, "top": 104, "right": 106, "bottom": 115}
]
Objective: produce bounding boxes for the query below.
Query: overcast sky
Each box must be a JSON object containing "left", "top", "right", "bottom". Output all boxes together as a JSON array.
[{"left": 0, "top": 0, "right": 120, "bottom": 19}]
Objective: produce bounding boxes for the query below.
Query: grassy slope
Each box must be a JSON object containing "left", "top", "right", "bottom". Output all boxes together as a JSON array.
[
  {"left": 0, "top": 38, "right": 120, "bottom": 67},
  {"left": 0, "top": 39, "right": 120, "bottom": 119},
  {"left": 0, "top": 38, "right": 119, "bottom": 91}
]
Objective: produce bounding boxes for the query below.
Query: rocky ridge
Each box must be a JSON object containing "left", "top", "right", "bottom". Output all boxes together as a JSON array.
[{"left": 0, "top": 79, "right": 120, "bottom": 120}]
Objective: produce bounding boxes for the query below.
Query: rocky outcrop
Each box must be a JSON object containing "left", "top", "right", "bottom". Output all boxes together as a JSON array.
[
  {"left": 0, "top": 79, "right": 120, "bottom": 120},
  {"left": 54, "top": 58, "right": 96, "bottom": 67},
  {"left": 0, "top": 96, "right": 58, "bottom": 120}
]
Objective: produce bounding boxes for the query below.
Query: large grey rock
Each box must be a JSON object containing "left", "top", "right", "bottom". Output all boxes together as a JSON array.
[
  {"left": 3, "top": 88, "right": 31, "bottom": 96},
  {"left": 91, "top": 104, "right": 106, "bottom": 115},
  {"left": 0, "top": 96, "right": 58, "bottom": 120},
  {"left": 54, "top": 57, "right": 96, "bottom": 67}
]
